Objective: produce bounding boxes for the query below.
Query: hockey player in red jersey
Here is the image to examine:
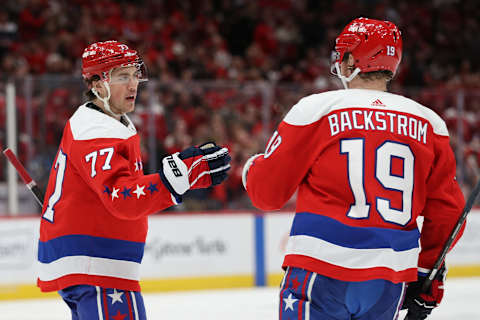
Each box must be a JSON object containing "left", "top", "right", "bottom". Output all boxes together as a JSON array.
[
  {"left": 37, "top": 40, "right": 231, "bottom": 320},
  {"left": 242, "top": 18, "right": 465, "bottom": 320}
]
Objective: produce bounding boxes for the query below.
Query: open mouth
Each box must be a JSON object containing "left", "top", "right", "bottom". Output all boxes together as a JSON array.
[{"left": 126, "top": 95, "right": 135, "bottom": 101}]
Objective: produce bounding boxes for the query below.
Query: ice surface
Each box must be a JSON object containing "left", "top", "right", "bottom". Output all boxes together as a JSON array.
[{"left": 0, "top": 277, "right": 479, "bottom": 319}]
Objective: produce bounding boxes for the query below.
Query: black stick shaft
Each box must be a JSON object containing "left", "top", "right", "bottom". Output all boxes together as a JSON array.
[
  {"left": 421, "top": 179, "right": 480, "bottom": 292},
  {"left": 30, "top": 184, "right": 45, "bottom": 207},
  {"left": 404, "top": 179, "right": 480, "bottom": 320}
]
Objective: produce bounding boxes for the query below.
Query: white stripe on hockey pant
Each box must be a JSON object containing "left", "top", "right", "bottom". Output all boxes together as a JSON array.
[
  {"left": 280, "top": 267, "right": 289, "bottom": 289},
  {"left": 393, "top": 282, "right": 406, "bottom": 320},
  {"left": 305, "top": 272, "right": 317, "bottom": 320},
  {"left": 131, "top": 291, "right": 139, "bottom": 320},
  {"left": 96, "top": 286, "right": 104, "bottom": 320},
  {"left": 279, "top": 267, "right": 289, "bottom": 316},
  {"left": 38, "top": 256, "right": 140, "bottom": 282},
  {"left": 189, "top": 164, "right": 231, "bottom": 187},
  {"left": 285, "top": 235, "right": 419, "bottom": 271}
]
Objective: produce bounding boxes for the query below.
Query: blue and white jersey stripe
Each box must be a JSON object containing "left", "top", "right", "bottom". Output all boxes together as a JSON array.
[
  {"left": 286, "top": 212, "right": 420, "bottom": 272},
  {"left": 38, "top": 234, "right": 145, "bottom": 263},
  {"left": 290, "top": 212, "right": 420, "bottom": 251},
  {"left": 38, "top": 235, "right": 144, "bottom": 282}
]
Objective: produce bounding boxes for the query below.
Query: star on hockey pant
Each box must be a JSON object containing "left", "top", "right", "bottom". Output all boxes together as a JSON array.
[
  {"left": 291, "top": 276, "right": 301, "bottom": 290},
  {"left": 283, "top": 293, "right": 298, "bottom": 311},
  {"left": 108, "top": 288, "right": 124, "bottom": 304},
  {"left": 111, "top": 310, "right": 127, "bottom": 320}
]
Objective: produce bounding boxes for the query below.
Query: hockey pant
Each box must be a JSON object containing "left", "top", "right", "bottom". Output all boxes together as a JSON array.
[
  {"left": 279, "top": 267, "right": 406, "bottom": 320},
  {"left": 59, "top": 285, "right": 146, "bottom": 320}
]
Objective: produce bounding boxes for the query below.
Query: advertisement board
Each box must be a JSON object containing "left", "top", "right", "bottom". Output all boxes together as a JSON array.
[
  {"left": 264, "top": 210, "right": 480, "bottom": 282},
  {"left": 0, "top": 219, "right": 39, "bottom": 285},
  {"left": 142, "top": 214, "right": 254, "bottom": 278},
  {"left": 0, "top": 209, "right": 479, "bottom": 300}
]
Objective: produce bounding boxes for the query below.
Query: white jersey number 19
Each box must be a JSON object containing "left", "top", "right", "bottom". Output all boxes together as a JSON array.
[{"left": 341, "top": 139, "right": 414, "bottom": 226}]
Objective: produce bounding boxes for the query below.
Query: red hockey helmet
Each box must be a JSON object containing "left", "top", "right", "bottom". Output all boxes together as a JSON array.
[
  {"left": 81, "top": 40, "right": 147, "bottom": 82},
  {"left": 334, "top": 17, "right": 402, "bottom": 75}
]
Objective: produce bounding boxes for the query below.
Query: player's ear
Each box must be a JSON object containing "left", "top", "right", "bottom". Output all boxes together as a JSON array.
[
  {"left": 340, "top": 53, "right": 356, "bottom": 77},
  {"left": 92, "top": 79, "right": 106, "bottom": 97},
  {"left": 340, "top": 54, "right": 351, "bottom": 77},
  {"left": 347, "top": 53, "right": 356, "bottom": 69}
]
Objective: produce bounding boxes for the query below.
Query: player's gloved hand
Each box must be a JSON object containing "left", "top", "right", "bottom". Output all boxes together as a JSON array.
[
  {"left": 160, "top": 142, "right": 231, "bottom": 201},
  {"left": 402, "top": 265, "right": 446, "bottom": 320}
]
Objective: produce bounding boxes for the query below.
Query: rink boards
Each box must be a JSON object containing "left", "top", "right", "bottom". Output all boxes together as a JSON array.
[{"left": 1, "top": 210, "right": 479, "bottom": 300}]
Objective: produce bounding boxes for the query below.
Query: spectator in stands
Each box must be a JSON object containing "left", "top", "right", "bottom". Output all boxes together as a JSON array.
[{"left": 1, "top": 0, "right": 479, "bottom": 210}]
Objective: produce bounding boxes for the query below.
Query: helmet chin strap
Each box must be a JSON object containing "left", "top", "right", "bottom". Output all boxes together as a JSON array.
[
  {"left": 91, "top": 81, "right": 124, "bottom": 117},
  {"left": 334, "top": 62, "right": 361, "bottom": 89}
]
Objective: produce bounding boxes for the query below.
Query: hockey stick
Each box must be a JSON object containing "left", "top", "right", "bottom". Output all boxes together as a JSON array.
[
  {"left": 404, "top": 178, "right": 480, "bottom": 320},
  {"left": 3, "top": 148, "right": 45, "bottom": 206}
]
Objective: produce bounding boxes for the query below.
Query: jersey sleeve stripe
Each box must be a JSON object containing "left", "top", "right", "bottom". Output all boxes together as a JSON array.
[
  {"left": 38, "top": 235, "right": 145, "bottom": 263},
  {"left": 291, "top": 212, "right": 420, "bottom": 251}
]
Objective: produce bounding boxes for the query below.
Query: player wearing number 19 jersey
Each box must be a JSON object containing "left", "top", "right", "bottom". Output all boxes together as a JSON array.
[{"left": 243, "top": 18, "right": 465, "bottom": 320}]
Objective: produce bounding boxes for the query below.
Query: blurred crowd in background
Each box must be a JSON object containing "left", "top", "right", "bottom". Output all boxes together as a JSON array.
[{"left": 0, "top": 0, "right": 479, "bottom": 212}]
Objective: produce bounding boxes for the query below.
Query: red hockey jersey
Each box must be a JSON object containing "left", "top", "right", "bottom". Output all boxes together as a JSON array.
[
  {"left": 37, "top": 104, "right": 178, "bottom": 292},
  {"left": 245, "top": 89, "right": 465, "bottom": 283}
]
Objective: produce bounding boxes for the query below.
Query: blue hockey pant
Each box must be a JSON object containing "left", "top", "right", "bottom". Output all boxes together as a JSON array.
[
  {"left": 279, "top": 267, "right": 405, "bottom": 320},
  {"left": 59, "top": 285, "right": 146, "bottom": 320}
]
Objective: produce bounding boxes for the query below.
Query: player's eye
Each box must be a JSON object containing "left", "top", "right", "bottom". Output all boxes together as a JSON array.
[{"left": 111, "top": 74, "right": 137, "bottom": 84}]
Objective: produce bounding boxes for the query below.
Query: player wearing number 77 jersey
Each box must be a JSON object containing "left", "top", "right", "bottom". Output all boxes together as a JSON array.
[
  {"left": 242, "top": 18, "right": 466, "bottom": 320},
  {"left": 37, "top": 41, "right": 230, "bottom": 320}
]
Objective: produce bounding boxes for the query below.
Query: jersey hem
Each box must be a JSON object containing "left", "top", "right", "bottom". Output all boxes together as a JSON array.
[
  {"left": 37, "top": 274, "right": 141, "bottom": 292},
  {"left": 283, "top": 254, "right": 417, "bottom": 284}
]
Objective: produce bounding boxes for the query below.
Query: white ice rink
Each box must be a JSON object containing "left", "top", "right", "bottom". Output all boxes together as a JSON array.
[{"left": 1, "top": 278, "right": 479, "bottom": 319}]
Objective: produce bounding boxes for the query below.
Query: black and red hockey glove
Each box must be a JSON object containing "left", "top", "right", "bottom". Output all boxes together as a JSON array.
[
  {"left": 160, "top": 142, "right": 231, "bottom": 202},
  {"left": 402, "top": 265, "right": 446, "bottom": 320}
]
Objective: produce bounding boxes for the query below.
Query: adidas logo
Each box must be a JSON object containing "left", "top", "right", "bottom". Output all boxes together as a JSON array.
[{"left": 371, "top": 99, "right": 385, "bottom": 107}]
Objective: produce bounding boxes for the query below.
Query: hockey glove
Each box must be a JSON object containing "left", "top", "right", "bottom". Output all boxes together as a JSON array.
[
  {"left": 160, "top": 142, "right": 231, "bottom": 201},
  {"left": 402, "top": 265, "right": 446, "bottom": 320}
]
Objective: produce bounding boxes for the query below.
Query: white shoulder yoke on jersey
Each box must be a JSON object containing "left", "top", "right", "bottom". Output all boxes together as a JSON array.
[
  {"left": 69, "top": 104, "right": 137, "bottom": 140},
  {"left": 283, "top": 89, "right": 449, "bottom": 136}
]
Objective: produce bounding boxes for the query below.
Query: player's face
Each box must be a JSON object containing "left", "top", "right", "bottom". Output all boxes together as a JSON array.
[{"left": 108, "top": 66, "right": 140, "bottom": 114}]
